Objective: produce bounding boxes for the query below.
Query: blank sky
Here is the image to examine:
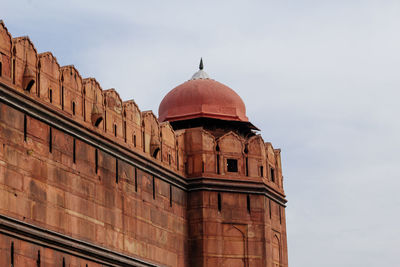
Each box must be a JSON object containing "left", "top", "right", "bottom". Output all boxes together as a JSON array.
[{"left": 3, "top": 1, "right": 400, "bottom": 266}]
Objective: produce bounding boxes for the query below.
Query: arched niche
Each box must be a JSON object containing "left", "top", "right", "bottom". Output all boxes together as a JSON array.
[
  {"left": 247, "top": 135, "right": 266, "bottom": 158},
  {"left": 217, "top": 131, "right": 244, "bottom": 154},
  {"left": 272, "top": 234, "right": 281, "bottom": 267},
  {"left": 222, "top": 224, "right": 247, "bottom": 267}
]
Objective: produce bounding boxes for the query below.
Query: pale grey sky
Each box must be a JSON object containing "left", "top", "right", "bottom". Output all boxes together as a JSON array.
[{"left": 3, "top": 1, "right": 400, "bottom": 266}]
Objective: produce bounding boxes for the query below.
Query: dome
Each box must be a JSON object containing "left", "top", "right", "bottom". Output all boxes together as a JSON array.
[{"left": 158, "top": 60, "right": 249, "bottom": 123}]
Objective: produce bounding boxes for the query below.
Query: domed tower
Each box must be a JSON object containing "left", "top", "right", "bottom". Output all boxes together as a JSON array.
[
  {"left": 159, "top": 60, "right": 288, "bottom": 267},
  {"left": 159, "top": 58, "right": 258, "bottom": 138}
]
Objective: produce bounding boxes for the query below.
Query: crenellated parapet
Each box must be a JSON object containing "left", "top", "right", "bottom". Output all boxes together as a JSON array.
[
  {"left": 0, "top": 21, "right": 285, "bottom": 191},
  {"left": 0, "top": 21, "right": 190, "bottom": 176},
  {"left": 181, "top": 126, "right": 284, "bottom": 193}
]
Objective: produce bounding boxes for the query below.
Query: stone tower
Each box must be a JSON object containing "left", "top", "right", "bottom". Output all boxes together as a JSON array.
[{"left": 159, "top": 60, "right": 288, "bottom": 267}]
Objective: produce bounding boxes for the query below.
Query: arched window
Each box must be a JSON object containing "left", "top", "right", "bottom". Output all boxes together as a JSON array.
[{"left": 272, "top": 235, "right": 281, "bottom": 267}]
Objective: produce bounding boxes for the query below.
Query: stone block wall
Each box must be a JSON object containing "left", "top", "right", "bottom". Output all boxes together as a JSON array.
[{"left": 0, "top": 102, "right": 188, "bottom": 266}]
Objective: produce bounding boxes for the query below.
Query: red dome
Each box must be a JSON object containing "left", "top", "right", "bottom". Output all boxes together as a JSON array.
[{"left": 158, "top": 78, "right": 249, "bottom": 123}]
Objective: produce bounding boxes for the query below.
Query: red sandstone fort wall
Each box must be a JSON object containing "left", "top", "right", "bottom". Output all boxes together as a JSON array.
[
  {"left": 0, "top": 20, "right": 288, "bottom": 267},
  {"left": 0, "top": 102, "right": 188, "bottom": 266}
]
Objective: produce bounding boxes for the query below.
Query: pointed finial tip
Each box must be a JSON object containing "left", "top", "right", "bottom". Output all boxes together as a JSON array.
[{"left": 199, "top": 58, "right": 204, "bottom": 70}]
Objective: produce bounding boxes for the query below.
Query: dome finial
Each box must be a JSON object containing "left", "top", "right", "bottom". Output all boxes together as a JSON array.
[{"left": 191, "top": 58, "right": 209, "bottom": 80}]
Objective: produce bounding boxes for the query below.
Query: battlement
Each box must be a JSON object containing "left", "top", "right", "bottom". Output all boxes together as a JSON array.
[{"left": 0, "top": 20, "right": 285, "bottom": 193}]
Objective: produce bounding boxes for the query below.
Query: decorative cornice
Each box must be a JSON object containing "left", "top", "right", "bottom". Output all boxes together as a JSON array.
[{"left": 187, "top": 176, "right": 287, "bottom": 206}]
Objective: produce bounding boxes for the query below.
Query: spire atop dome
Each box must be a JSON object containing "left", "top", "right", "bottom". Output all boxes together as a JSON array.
[{"left": 191, "top": 58, "right": 209, "bottom": 80}]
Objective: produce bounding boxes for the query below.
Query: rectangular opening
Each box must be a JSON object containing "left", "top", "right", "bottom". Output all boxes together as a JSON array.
[
  {"left": 152, "top": 176, "right": 155, "bottom": 199},
  {"left": 37, "top": 250, "right": 41, "bottom": 267},
  {"left": 227, "top": 159, "right": 238, "bottom": 172},
  {"left": 216, "top": 154, "right": 220, "bottom": 174},
  {"left": 218, "top": 193, "right": 222, "bottom": 212},
  {"left": 133, "top": 134, "right": 136, "bottom": 147},
  {"left": 49, "top": 127, "right": 52, "bottom": 153},
  {"left": 95, "top": 149, "right": 98, "bottom": 174},
  {"left": 49, "top": 89, "right": 53, "bottom": 103},
  {"left": 271, "top": 167, "right": 275, "bottom": 182},
  {"left": 260, "top": 166, "right": 264, "bottom": 177},
  {"left": 115, "top": 158, "right": 118, "bottom": 183},
  {"left": 24, "top": 114, "right": 27, "bottom": 141},
  {"left": 72, "top": 102, "right": 75, "bottom": 115},
  {"left": 247, "top": 194, "right": 251, "bottom": 213},
  {"left": 63, "top": 257, "right": 65, "bottom": 267},
  {"left": 114, "top": 124, "right": 117, "bottom": 137},
  {"left": 169, "top": 184, "right": 172, "bottom": 207},
  {"left": 245, "top": 157, "right": 249, "bottom": 176},
  {"left": 0, "top": 61, "right": 2, "bottom": 77},
  {"left": 11, "top": 241, "right": 14, "bottom": 266},
  {"left": 73, "top": 138, "right": 76, "bottom": 163},
  {"left": 134, "top": 167, "right": 138, "bottom": 192},
  {"left": 201, "top": 161, "right": 204, "bottom": 172},
  {"left": 279, "top": 205, "right": 282, "bottom": 224}
]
